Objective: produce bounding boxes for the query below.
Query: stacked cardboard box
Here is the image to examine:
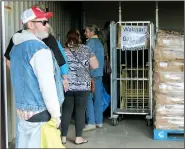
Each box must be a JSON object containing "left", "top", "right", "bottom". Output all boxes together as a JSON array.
[{"left": 153, "top": 30, "right": 184, "bottom": 130}]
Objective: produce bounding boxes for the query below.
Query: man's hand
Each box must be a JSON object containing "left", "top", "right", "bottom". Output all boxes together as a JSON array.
[{"left": 63, "top": 79, "right": 69, "bottom": 92}]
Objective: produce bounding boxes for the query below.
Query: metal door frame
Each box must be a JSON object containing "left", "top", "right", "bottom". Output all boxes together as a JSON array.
[{"left": 1, "top": 1, "right": 8, "bottom": 148}]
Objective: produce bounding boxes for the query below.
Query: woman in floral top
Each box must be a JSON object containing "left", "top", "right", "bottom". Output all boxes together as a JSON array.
[{"left": 61, "top": 29, "right": 99, "bottom": 145}]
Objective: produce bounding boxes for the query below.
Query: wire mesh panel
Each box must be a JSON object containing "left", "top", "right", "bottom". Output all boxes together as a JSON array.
[
  {"left": 110, "top": 21, "right": 154, "bottom": 119},
  {"left": 120, "top": 66, "right": 149, "bottom": 110}
]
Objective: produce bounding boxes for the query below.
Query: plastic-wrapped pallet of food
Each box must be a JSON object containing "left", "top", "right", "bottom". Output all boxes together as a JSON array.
[
  {"left": 154, "top": 72, "right": 184, "bottom": 83},
  {"left": 155, "top": 104, "right": 184, "bottom": 116},
  {"left": 154, "top": 61, "right": 184, "bottom": 72},
  {"left": 154, "top": 30, "right": 184, "bottom": 133},
  {"left": 155, "top": 93, "right": 184, "bottom": 105},
  {"left": 155, "top": 116, "right": 184, "bottom": 130},
  {"left": 154, "top": 82, "right": 184, "bottom": 95},
  {"left": 156, "top": 30, "right": 184, "bottom": 48},
  {"left": 154, "top": 47, "right": 184, "bottom": 61}
]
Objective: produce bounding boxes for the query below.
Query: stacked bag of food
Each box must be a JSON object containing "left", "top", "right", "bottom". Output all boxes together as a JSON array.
[{"left": 153, "top": 30, "right": 184, "bottom": 130}]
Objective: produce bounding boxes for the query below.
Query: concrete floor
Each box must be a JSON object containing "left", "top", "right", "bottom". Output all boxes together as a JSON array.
[
  {"left": 9, "top": 117, "right": 184, "bottom": 148},
  {"left": 64, "top": 118, "right": 184, "bottom": 148}
]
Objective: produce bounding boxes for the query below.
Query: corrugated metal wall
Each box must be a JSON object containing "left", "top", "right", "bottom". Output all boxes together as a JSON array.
[
  {"left": 4, "top": 1, "right": 76, "bottom": 46},
  {"left": 49, "top": 1, "right": 82, "bottom": 43},
  {"left": 3, "top": 1, "right": 81, "bottom": 143},
  {"left": 49, "top": 1, "right": 72, "bottom": 44}
]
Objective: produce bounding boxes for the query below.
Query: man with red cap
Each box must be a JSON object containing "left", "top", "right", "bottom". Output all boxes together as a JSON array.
[{"left": 10, "top": 6, "right": 64, "bottom": 148}]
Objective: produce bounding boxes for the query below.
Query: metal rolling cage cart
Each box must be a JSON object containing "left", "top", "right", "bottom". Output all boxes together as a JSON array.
[{"left": 110, "top": 21, "right": 155, "bottom": 126}]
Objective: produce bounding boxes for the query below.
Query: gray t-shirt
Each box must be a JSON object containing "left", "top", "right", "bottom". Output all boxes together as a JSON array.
[{"left": 65, "top": 44, "right": 95, "bottom": 91}]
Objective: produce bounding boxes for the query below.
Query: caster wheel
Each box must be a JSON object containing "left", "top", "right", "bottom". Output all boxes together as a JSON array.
[
  {"left": 112, "top": 118, "right": 118, "bottom": 126},
  {"left": 146, "top": 119, "right": 151, "bottom": 126},
  {"left": 118, "top": 116, "right": 122, "bottom": 121},
  {"left": 118, "top": 115, "right": 124, "bottom": 121}
]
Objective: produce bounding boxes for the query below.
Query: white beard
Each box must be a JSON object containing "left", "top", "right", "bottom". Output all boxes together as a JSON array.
[{"left": 35, "top": 31, "right": 49, "bottom": 40}]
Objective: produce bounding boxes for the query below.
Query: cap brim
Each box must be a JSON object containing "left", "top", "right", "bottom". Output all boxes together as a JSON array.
[{"left": 36, "top": 12, "right": 53, "bottom": 19}]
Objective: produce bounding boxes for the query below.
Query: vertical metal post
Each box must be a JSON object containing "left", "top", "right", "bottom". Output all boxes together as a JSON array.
[
  {"left": 119, "top": 1, "right": 122, "bottom": 24},
  {"left": 156, "top": 1, "right": 159, "bottom": 33},
  {"left": 131, "top": 23, "right": 133, "bottom": 109},
  {"left": 149, "top": 23, "right": 153, "bottom": 119},
  {"left": 142, "top": 23, "right": 145, "bottom": 111},
  {"left": 125, "top": 23, "right": 128, "bottom": 110},
  {"left": 137, "top": 23, "right": 139, "bottom": 110},
  {"left": 2, "top": 1, "right": 8, "bottom": 148},
  {"left": 110, "top": 22, "right": 113, "bottom": 118},
  {"left": 120, "top": 48, "right": 122, "bottom": 109},
  {"left": 110, "top": 22, "right": 117, "bottom": 118},
  {"left": 119, "top": 1, "right": 122, "bottom": 109}
]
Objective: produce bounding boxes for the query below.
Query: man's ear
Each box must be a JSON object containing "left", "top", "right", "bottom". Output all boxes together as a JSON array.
[{"left": 27, "top": 21, "right": 34, "bottom": 30}]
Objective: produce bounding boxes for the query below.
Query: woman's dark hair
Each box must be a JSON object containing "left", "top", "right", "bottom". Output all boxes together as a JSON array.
[
  {"left": 86, "top": 24, "right": 105, "bottom": 45},
  {"left": 65, "top": 29, "right": 81, "bottom": 48}
]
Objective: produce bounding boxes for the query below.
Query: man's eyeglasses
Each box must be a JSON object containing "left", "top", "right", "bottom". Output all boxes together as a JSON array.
[{"left": 32, "top": 20, "right": 49, "bottom": 26}]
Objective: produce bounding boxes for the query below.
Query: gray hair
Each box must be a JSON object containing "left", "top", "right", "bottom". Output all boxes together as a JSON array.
[
  {"left": 86, "top": 24, "right": 100, "bottom": 35},
  {"left": 23, "top": 23, "right": 29, "bottom": 30},
  {"left": 86, "top": 24, "right": 105, "bottom": 45},
  {"left": 48, "top": 24, "right": 55, "bottom": 36}
]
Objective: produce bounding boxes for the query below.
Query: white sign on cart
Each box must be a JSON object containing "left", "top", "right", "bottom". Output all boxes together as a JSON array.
[{"left": 120, "top": 25, "right": 149, "bottom": 51}]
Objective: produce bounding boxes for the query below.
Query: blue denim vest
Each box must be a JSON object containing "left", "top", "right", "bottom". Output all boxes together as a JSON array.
[
  {"left": 10, "top": 40, "right": 64, "bottom": 112},
  {"left": 86, "top": 38, "right": 104, "bottom": 77}
]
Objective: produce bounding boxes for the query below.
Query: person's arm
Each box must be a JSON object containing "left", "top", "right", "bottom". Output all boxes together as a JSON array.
[
  {"left": 86, "top": 40, "right": 99, "bottom": 69},
  {"left": 86, "top": 45, "right": 99, "bottom": 70},
  {"left": 90, "top": 56, "right": 99, "bottom": 69},
  {"left": 62, "top": 74, "right": 69, "bottom": 92},
  {"left": 30, "top": 49, "right": 61, "bottom": 127}
]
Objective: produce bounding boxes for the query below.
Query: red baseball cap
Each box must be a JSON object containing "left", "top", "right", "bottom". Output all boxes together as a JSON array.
[{"left": 21, "top": 6, "right": 53, "bottom": 24}]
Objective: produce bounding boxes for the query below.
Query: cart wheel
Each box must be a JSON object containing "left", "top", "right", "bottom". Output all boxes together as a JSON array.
[
  {"left": 118, "top": 116, "right": 122, "bottom": 121},
  {"left": 112, "top": 118, "right": 118, "bottom": 126},
  {"left": 146, "top": 119, "right": 151, "bottom": 126}
]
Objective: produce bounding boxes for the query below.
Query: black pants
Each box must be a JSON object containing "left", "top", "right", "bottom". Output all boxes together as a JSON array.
[{"left": 61, "top": 91, "right": 89, "bottom": 137}]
